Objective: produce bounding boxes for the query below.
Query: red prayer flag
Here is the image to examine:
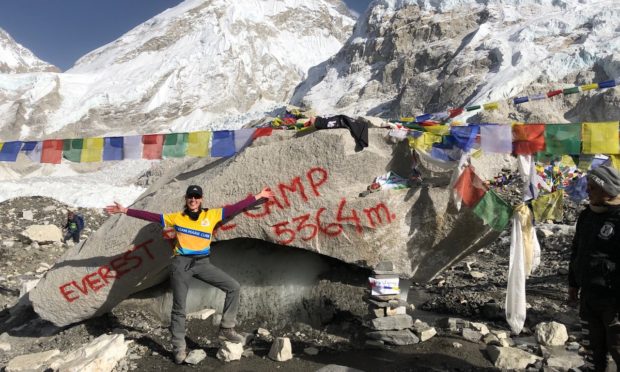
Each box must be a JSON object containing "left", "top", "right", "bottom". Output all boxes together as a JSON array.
[
  {"left": 546, "top": 89, "right": 562, "bottom": 98},
  {"left": 41, "top": 139, "right": 63, "bottom": 164},
  {"left": 454, "top": 166, "right": 488, "bottom": 207},
  {"left": 253, "top": 127, "right": 273, "bottom": 139},
  {"left": 512, "top": 124, "right": 545, "bottom": 155},
  {"left": 142, "top": 134, "right": 164, "bottom": 160},
  {"left": 449, "top": 107, "right": 464, "bottom": 118}
]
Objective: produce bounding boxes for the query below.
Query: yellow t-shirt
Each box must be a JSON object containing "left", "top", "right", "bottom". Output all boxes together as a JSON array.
[{"left": 161, "top": 208, "right": 223, "bottom": 256}]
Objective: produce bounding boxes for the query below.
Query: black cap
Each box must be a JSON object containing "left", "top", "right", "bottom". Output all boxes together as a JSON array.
[
  {"left": 185, "top": 185, "right": 203, "bottom": 198},
  {"left": 588, "top": 165, "right": 620, "bottom": 197}
]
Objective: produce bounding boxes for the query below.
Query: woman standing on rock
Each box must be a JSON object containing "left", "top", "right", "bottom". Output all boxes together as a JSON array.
[{"left": 105, "top": 185, "right": 273, "bottom": 364}]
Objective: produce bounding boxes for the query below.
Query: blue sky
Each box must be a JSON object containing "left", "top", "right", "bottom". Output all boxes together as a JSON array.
[{"left": 0, "top": 0, "right": 372, "bottom": 71}]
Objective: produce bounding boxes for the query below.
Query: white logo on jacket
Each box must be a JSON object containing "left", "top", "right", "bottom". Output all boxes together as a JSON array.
[
  {"left": 201, "top": 219, "right": 210, "bottom": 227},
  {"left": 599, "top": 222, "right": 615, "bottom": 240}
]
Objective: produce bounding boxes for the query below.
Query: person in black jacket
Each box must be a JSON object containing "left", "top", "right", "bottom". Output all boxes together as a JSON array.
[{"left": 568, "top": 164, "right": 620, "bottom": 371}]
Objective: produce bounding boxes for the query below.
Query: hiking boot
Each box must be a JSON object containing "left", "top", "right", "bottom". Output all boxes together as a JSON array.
[
  {"left": 173, "top": 348, "right": 187, "bottom": 364},
  {"left": 218, "top": 327, "right": 245, "bottom": 343}
]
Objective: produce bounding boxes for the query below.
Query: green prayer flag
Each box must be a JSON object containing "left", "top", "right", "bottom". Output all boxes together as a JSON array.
[
  {"left": 465, "top": 105, "right": 481, "bottom": 112},
  {"left": 472, "top": 190, "right": 512, "bottom": 231},
  {"left": 563, "top": 86, "right": 579, "bottom": 95},
  {"left": 63, "top": 138, "right": 83, "bottom": 162},
  {"left": 163, "top": 133, "right": 188, "bottom": 158},
  {"left": 543, "top": 123, "right": 581, "bottom": 155}
]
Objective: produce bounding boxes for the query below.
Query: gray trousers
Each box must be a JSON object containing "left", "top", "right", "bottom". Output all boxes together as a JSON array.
[{"left": 170, "top": 255, "right": 240, "bottom": 350}]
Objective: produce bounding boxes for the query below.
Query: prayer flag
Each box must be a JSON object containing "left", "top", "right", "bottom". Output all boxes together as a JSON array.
[
  {"left": 580, "top": 83, "right": 598, "bottom": 91},
  {"left": 530, "top": 93, "right": 546, "bottom": 101},
  {"left": 531, "top": 190, "right": 563, "bottom": 222},
  {"left": 450, "top": 125, "right": 479, "bottom": 151},
  {"left": 416, "top": 113, "right": 432, "bottom": 122},
  {"left": 22, "top": 141, "right": 42, "bottom": 162},
  {"left": 163, "top": 133, "right": 188, "bottom": 158},
  {"left": 103, "top": 137, "right": 123, "bottom": 161},
  {"left": 0, "top": 141, "right": 22, "bottom": 162},
  {"left": 142, "top": 134, "right": 164, "bottom": 160},
  {"left": 81, "top": 138, "right": 104, "bottom": 162},
  {"left": 611, "top": 155, "right": 620, "bottom": 171},
  {"left": 424, "top": 125, "right": 450, "bottom": 136},
  {"left": 41, "top": 140, "right": 63, "bottom": 164},
  {"left": 566, "top": 175, "right": 588, "bottom": 202},
  {"left": 449, "top": 108, "right": 464, "bottom": 118},
  {"left": 563, "top": 87, "right": 579, "bottom": 95},
  {"left": 472, "top": 190, "right": 512, "bottom": 231},
  {"left": 480, "top": 124, "right": 512, "bottom": 153},
  {"left": 576, "top": 155, "right": 594, "bottom": 171},
  {"left": 211, "top": 130, "right": 235, "bottom": 157},
  {"left": 187, "top": 131, "right": 210, "bottom": 157},
  {"left": 123, "top": 136, "right": 142, "bottom": 160},
  {"left": 582, "top": 122, "right": 620, "bottom": 154},
  {"left": 483, "top": 102, "right": 499, "bottom": 111},
  {"left": 544, "top": 123, "right": 581, "bottom": 155},
  {"left": 63, "top": 138, "right": 83, "bottom": 162},
  {"left": 234, "top": 128, "right": 256, "bottom": 153},
  {"left": 466, "top": 105, "right": 481, "bottom": 111},
  {"left": 513, "top": 97, "right": 529, "bottom": 104},
  {"left": 253, "top": 127, "right": 273, "bottom": 139},
  {"left": 512, "top": 124, "right": 545, "bottom": 155},
  {"left": 547, "top": 89, "right": 563, "bottom": 98},
  {"left": 454, "top": 166, "right": 487, "bottom": 207},
  {"left": 598, "top": 80, "right": 616, "bottom": 89},
  {"left": 409, "top": 131, "right": 442, "bottom": 151}
]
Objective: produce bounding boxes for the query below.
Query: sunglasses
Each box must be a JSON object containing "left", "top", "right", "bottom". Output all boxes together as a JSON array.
[{"left": 186, "top": 195, "right": 202, "bottom": 200}]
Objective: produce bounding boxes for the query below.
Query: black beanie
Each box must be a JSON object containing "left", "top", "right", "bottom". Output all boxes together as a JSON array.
[{"left": 588, "top": 165, "right": 620, "bottom": 197}]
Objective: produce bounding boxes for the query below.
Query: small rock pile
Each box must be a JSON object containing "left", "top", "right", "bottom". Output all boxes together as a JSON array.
[{"left": 364, "top": 262, "right": 419, "bottom": 346}]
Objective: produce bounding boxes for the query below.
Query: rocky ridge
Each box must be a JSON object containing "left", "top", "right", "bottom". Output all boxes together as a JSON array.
[{"left": 0, "top": 28, "right": 59, "bottom": 74}]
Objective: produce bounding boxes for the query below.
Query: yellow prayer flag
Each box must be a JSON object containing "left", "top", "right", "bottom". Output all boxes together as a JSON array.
[
  {"left": 0, "top": 143, "right": 3, "bottom": 151},
  {"left": 611, "top": 154, "right": 620, "bottom": 171},
  {"left": 408, "top": 132, "right": 442, "bottom": 151},
  {"left": 187, "top": 131, "right": 211, "bottom": 157},
  {"left": 560, "top": 155, "right": 576, "bottom": 168},
  {"left": 582, "top": 122, "right": 620, "bottom": 154},
  {"left": 424, "top": 126, "right": 450, "bottom": 136},
  {"left": 531, "top": 190, "right": 564, "bottom": 222},
  {"left": 471, "top": 149, "right": 483, "bottom": 158},
  {"left": 80, "top": 138, "right": 104, "bottom": 162},
  {"left": 580, "top": 83, "right": 598, "bottom": 91},
  {"left": 483, "top": 102, "right": 499, "bottom": 111},
  {"left": 400, "top": 117, "right": 414, "bottom": 122}
]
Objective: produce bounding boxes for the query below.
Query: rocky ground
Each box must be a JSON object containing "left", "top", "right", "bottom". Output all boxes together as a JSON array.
[{"left": 0, "top": 195, "right": 594, "bottom": 371}]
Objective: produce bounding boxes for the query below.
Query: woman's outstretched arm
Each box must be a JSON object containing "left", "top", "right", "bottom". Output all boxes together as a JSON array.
[
  {"left": 222, "top": 188, "right": 274, "bottom": 219},
  {"left": 105, "top": 202, "right": 162, "bottom": 223}
]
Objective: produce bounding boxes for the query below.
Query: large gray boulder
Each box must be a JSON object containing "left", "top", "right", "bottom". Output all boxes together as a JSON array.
[{"left": 30, "top": 129, "right": 506, "bottom": 326}]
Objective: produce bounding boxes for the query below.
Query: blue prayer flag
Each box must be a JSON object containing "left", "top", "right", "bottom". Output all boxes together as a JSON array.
[
  {"left": 21, "top": 141, "right": 38, "bottom": 152},
  {"left": 415, "top": 113, "right": 432, "bottom": 122},
  {"left": 0, "top": 141, "right": 22, "bottom": 162},
  {"left": 565, "top": 176, "right": 588, "bottom": 202},
  {"left": 450, "top": 125, "right": 479, "bottom": 151},
  {"left": 513, "top": 96, "right": 529, "bottom": 104},
  {"left": 598, "top": 80, "right": 616, "bottom": 89},
  {"left": 103, "top": 137, "right": 124, "bottom": 161},
  {"left": 211, "top": 130, "right": 235, "bottom": 157}
]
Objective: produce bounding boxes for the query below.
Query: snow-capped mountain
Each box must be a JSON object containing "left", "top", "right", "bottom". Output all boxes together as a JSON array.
[
  {"left": 0, "top": 0, "right": 355, "bottom": 141},
  {"left": 293, "top": 0, "right": 620, "bottom": 122},
  {"left": 0, "top": 28, "right": 59, "bottom": 74}
]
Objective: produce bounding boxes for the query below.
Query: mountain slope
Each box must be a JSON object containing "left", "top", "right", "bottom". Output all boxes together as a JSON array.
[
  {"left": 0, "top": 28, "right": 59, "bottom": 74},
  {"left": 292, "top": 0, "right": 620, "bottom": 122},
  {"left": 0, "top": 0, "right": 355, "bottom": 140}
]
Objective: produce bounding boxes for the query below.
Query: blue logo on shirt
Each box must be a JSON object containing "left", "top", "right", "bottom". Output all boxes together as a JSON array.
[{"left": 175, "top": 226, "right": 211, "bottom": 239}]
